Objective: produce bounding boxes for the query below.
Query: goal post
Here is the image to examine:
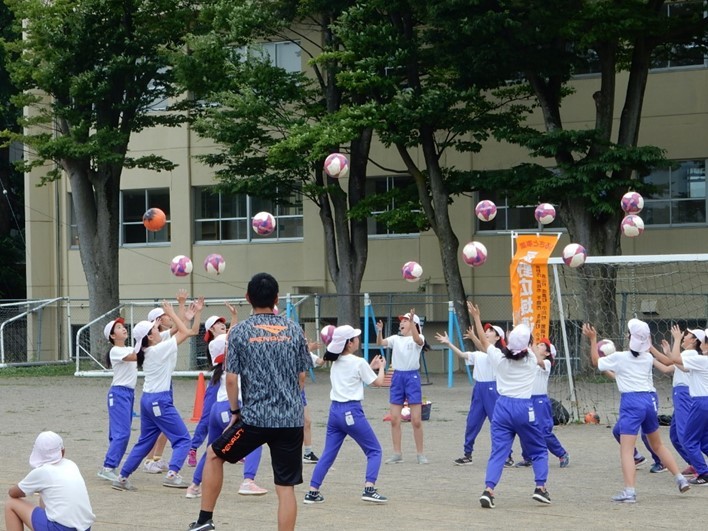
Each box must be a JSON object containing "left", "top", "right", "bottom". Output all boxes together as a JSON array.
[{"left": 547, "top": 253, "right": 708, "bottom": 424}]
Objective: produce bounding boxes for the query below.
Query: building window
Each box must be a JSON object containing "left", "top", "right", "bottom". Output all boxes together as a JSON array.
[
  {"left": 475, "top": 192, "right": 564, "bottom": 232},
  {"left": 366, "top": 176, "right": 420, "bottom": 236},
  {"left": 68, "top": 195, "right": 79, "bottom": 248},
  {"left": 193, "top": 186, "right": 303, "bottom": 243},
  {"left": 234, "top": 41, "right": 302, "bottom": 73},
  {"left": 643, "top": 159, "right": 707, "bottom": 225},
  {"left": 121, "top": 189, "right": 170, "bottom": 245}
]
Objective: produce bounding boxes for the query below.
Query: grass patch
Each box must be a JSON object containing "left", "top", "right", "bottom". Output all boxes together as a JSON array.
[{"left": 0, "top": 364, "right": 74, "bottom": 378}]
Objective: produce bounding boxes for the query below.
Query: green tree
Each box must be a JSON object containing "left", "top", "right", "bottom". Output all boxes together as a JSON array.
[
  {"left": 2, "top": 0, "right": 204, "bottom": 323},
  {"left": 324, "top": 0, "right": 530, "bottom": 331},
  {"left": 438, "top": 0, "right": 707, "bottom": 340},
  {"left": 0, "top": 1, "right": 25, "bottom": 299},
  {"left": 175, "top": 0, "right": 413, "bottom": 325}
]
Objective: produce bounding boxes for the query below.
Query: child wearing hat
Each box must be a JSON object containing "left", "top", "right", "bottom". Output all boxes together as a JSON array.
[
  {"left": 466, "top": 303, "right": 551, "bottom": 509},
  {"left": 304, "top": 325, "right": 388, "bottom": 504},
  {"left": 97, "top": 317, "right": 137, "bottom": 482},
  {"left": 583, "top": 319, "right": 691, "bottom": 502},
  {"left": 514, "top": 338, "right": 570, "bottom": 469},
  {"left": 6, "top": 431, "right": 95, "bottom": 531},
  {"left": 187, "top": 305, "right": 238, "bottom": 468},
  {"left": 376, "top": 309, "right": 428, "bottom": 464}
]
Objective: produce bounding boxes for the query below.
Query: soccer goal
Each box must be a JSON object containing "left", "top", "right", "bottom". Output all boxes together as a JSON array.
[{"left": 547, "top": 253, "right": 708, "bottom": 424}]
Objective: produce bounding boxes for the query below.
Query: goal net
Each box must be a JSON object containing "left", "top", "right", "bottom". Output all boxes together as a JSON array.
[{"left": 547, "top": 253, "right": 708, "bottom": 424}]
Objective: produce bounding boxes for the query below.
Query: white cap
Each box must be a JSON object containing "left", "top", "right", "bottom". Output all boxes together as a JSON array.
[
  {"left": 205, "top": 315, "right": 225, "bottom": 331},
  {"left": 147, "top": 308, "right": 165, "bottom": 322},
  {"left": 628, "top": 318, "right": 650, "bottom": 352},
  {"left": 399, "top": 313, "right": 421, "bottom": 326},
  {"left": 687, "top": 329, "right": 706, "bottom": 344},
  {"left": 209, "top": 333, "right": 227, "bottom": 365},
  {"left": 132, "top": 320, "right": 154, "bottom": 353},
  {"left": 29, "top": 431, "right": 64, "bottom": 468},
  {"left": 484, "top": 323, "right": 505, "bottom": 340},
  {"left": 327, "top": 325, "right": 362, "bottom": 355},
  {"left": 507, "top": 324, "right": 532, "bottom": 352},
  {"left": 103, "top": 317, "right": 125, "bottom": 340}
]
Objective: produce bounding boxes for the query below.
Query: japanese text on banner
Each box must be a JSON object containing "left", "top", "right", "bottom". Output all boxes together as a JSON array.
[{"left": 509, "top": 235, "right": 559, "bottom": 342}]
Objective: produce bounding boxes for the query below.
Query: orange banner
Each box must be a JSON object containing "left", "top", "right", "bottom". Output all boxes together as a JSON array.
[{"left": 509, "top": 234, "right": 559, "bottom": 342}]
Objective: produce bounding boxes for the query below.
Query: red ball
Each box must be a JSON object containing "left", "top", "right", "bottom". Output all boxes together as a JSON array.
[{"left": 143, "top": 208, "right": 167, "bottom": 232}]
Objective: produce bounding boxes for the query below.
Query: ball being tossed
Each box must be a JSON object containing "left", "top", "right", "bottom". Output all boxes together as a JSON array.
[
  {"left": 323, "top": 153, "right": 350, "bottom": 179},
  {"left": 562, "top": 243, "right": 587, "bottom": 268},
  {"left": 401, "top": 261, "right": 423, "bottom": 282},
  {"left": 461, "top": 241, "right": 488, "bottom": 267},
  {"left": 475, "top": 200, "right": 497, "bottom": 222}
]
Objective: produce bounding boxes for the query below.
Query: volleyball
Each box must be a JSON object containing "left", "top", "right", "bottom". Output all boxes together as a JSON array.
[
  {"left": 401, "top": 261, "right": 423, "bottom": 282},
  {"left": 323, "top": 153, "right": 350, "bottom": 179},
  {"left": 320, "top": 325, "right": 335, "bottom": 346},
  {"left": 170, "top": 255, "right": 193, "bottom": 277},
  {"left": 251, "top": 211, "right": 276, "bottom": 235},
  {"left": 562, "top": 243, "right": 587, "bottom": 268},
  {"left": 203, "top": 253, "right": 226, "bottom": 275},
  {"left": 534, "top": 203, "right": 556, "bottom": 225},
  {"left": 584, "top": 411, "right": 600, "bottom": 424},
  {"left": 474, "top": 200, "right": 497, "bottom": 222},
  {"left": 621, "top": 214, "right": 644, "bottom": 238},
  {"left": 462, "top": 241, "right": 488, "bottom": 267},
  {"left": 401, "top": 406, "right": 411, "bottom": 422},
  {"left": 597, "top": 339, "right": 616, "bottom": 358},
  {"left": 142, "top": 207, "right": 166, "bottom": 232},
  {"left": 621, "top": 191, "right": 644, "bottom": 214}
]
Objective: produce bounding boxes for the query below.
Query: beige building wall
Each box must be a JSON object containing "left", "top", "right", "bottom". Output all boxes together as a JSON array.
[{"left": 25, "top": 62, "right": 708, "bottom": 349}]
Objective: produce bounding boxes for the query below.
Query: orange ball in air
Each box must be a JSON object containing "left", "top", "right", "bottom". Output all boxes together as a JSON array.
[{"left": 143, "top": 208, "right": 167, "bottom": 232}]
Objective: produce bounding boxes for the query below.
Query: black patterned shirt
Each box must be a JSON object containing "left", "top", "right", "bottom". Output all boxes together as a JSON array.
[{"left": 226, "top": 313, "right": 311, "bottom": 427}]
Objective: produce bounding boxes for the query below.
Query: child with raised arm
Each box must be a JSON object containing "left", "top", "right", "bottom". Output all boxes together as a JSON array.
[
  {"left": 466, "top": 303, "right": 551, "bottom": 509},
  {"left": 376, "top": 309, "right": 428, "bottom": 464},
  {"left": 112, "top": 298, "right": 204, "bottom": 491},
  {"left": 304, "top": 325, "right": 388, "bottom": 504},
  {"left": 582, "top": 320, "right": 690, "bottom": 502}
]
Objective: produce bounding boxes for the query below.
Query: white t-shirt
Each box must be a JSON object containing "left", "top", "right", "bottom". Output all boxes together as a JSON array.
[
  {"left": 216, "top": 373, "right": 242, "bottom": 403},
  {"left": 109, "top": 346, "right": 137, "bottom": 388},
  {"left": 681, "top": 350, "right": 708, "bottom": 397},
  {"left": 160, "top": 329, "right": 171, "bottom": 341},
  {"left": 531, "top": 359, "right": 552, "bottom": 396},
  {"left": 329, "top": 354, "right": 377, "bottom": 402},
  {"left": 486, "top": 345, "right": 538, "bottom": 399},
  {"left": 385, "top": 334, "right": 424, "bottom": 371},
  {"left": 18, "top": 458, "right": 95, "bottom": 530},
  {"left": 310, "top": 352, "right": 321, "bottom": 366},
  {"left": 142, "top": 336, "right": 178, "bottom": 393},
  {"left": 673, "top": 362, "right": 691, "bottom": 388},
  {"left": 598, "top": 350, "right": 654, "bottom": 393},
  {"left": 463, "top": 351, "right": 496, "bottom": 382}
]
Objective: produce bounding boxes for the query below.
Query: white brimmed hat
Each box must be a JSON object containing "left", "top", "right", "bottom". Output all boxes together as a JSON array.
[
  {"left": 484, "top": 323, "right": 505, "bottom": 340},
  {"left": 204, "top": 315, "right": 226, "bottom": 342},
  {"left": 147, "top": 308, "right": 165, "bottom": 322},
  {"left": 399, "top": 313, "right": 421, "bottom": 326},
  {"left": 628, "top": 318, "right": 651, "bottom": 352},
  {"left": 209, "top": 334, "right": 227, "bottom": 366},
  {"left": 132, "top": 320, "right": 154, "bottom": 353},
  {"left": 507, "top": 324, "right": 532, "bottom": 352},
  {"left": 687, "top": 329, "right": 706, "bottom": 344},
  {"left": 29, "top": 431, "right": 64, "bottom": 468},
  {"left": 327, "top": 325, "right": 362, "bottom": 355},
  {"left": 103, "top": 317, "right": 125, "bottom": 340}
]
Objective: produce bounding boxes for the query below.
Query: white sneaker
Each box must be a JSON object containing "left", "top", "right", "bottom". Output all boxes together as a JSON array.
[
  {"left": 238, "top": 480, "right": 268, "bottom": 496},
  {"left": 143, "top": 460, "right": 164, "bottom": 474},
  {"left": 163, "top": 472, "right": 188, "bottom": 488},
  {"left": 185, "top": 484, "right": 202, "bottom": 498},
  {"left": 97, "top": 467, "right": 118, "bottom": 481}
]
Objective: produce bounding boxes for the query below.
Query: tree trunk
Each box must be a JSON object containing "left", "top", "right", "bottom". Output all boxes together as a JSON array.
[{"left": 67, "top": 163, "right": 121, "bottom": 359}]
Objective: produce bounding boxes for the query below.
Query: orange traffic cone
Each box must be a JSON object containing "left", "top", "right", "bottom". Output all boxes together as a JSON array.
[{"left": 189, "top": 372, "right": 206, "bottom": 422}]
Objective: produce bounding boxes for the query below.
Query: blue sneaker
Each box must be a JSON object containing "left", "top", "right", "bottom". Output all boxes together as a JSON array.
[{"left": 650, "top": 463, "right": 666, "bottom": 473}]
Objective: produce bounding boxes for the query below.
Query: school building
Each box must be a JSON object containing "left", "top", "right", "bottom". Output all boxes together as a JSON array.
[{"left": 22, "top": 32, "right": 708, "bottom": 365}]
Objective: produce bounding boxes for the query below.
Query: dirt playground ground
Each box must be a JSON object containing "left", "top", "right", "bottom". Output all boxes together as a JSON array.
[{"left": 1, "top": 373, "right": 706, "bottom": 530}]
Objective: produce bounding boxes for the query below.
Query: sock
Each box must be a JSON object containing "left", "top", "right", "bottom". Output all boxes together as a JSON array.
[
  {"left": 153, "top": 455, "right": 162, "bottom": 462},
  {"left": 625, "top": 487, "right": 636, "bottom": 495},
  {"left": 308, "top": 490, "right": 319, "bottom": 495},
  {"left": 197, "top": 510, "right": 213, "bottom": 525},
  {"left": 364, "top": 486, "right": 375, "bottom": 493},
  {"left": 304, "top": 446, "right": 312, "bottom": 454}
]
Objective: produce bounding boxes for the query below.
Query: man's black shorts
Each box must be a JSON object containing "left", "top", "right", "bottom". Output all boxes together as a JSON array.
[{"left": 211, "top": 421, "right": 304, "bottom": 486}]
